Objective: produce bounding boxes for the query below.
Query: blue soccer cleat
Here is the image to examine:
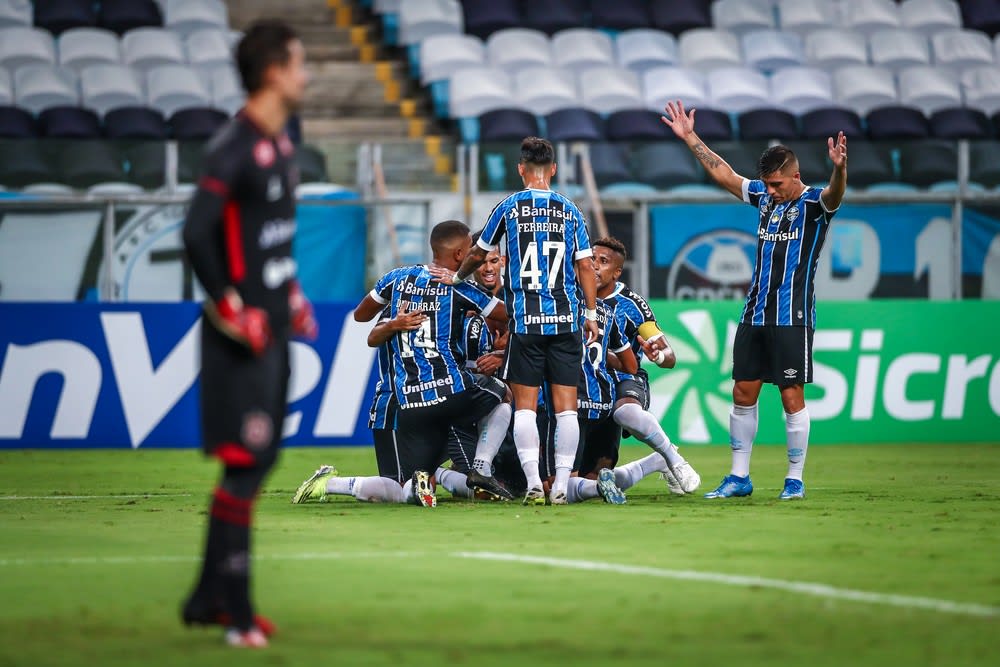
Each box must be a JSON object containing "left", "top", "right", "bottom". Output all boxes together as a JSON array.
[
  {"left": 779, "top": 478, "right": 805, "bottom": 500},
  {"left": 596, "top": 468, "right": 627, "bottom": 505},
  {"left": 703, "top": 474, "right": 753, "bottom": 498}
]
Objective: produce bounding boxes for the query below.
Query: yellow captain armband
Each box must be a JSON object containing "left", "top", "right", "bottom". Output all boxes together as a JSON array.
[{"left": 637, "top": 321, "right": 664, "bottom": 342}]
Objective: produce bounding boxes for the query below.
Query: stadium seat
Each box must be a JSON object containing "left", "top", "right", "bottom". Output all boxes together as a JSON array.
[
  {"left": 929, "top": 108, "right": 993, "bottom": 139},
  {"left": 970, "top": 140, "right": 1000, "bottom": 186},
  {"left": 738, "top": 109, "right": 799, "bottom": 140},
  {"left": 615, "top": 29, "right": 677, "bottom": 73},
  {"left": 552, "top": 29, "right": 615, "bottom": 70},
  {"left": 513, "top": 67, "right": 578, "bottom": 115},
  {"left": 0, "top": 105, "right": 35, "bottom": 137},
  {"left": 103, "top": 106, "right": 167, "bottom": 139},
  {"left": 777, "top": 0, "right": 836, "bottom": 35},
  {"left": 590, "top": 0, "right": 650, "bottom": 31},
  {"left": 898, "top": 65, "right": 963, "bottom": 115},
  {"left": 0, "top": 0, "right": 31, "bottom": 28},
  {"left": 33, "top": 0, "right": 97, "bottom": 35},
  {"left": 962, "top": 66, "right": 1000, "bottom": 115},
  {"left": 485, "top": 29, "right": 551, "bottom": 73},
  {"left": 642, "top": 66, "right": 708, "bottom": 111},
  {"left": 169, "top": 107, "right": 226, "bottom": 139},
  {"left": 843, "top": 0, "right": 901, "bottom": 36},
  {"left": 13, "top": 64, "right": 79, "bottom": 114},
  {"left": 587, "top": 142, "right": 632, "bottom": 188},
  {"left": 783, "top": 140, "right": 831, "bottom": 184},
  {"left": 0, "top": 139, "right": 53, "bottom": 186},
  {"left": 85, "top": 181, "right": 144, "bottom": 195},
  {"left": 649, "top": 0, "right": 711, "bottom": 36},
  {"left": 869, "top": 29, "right": 931, "bottom": 72},
  {"left": 0, "top": 27, "right": 56, "bottom": 69},
  {"left": 521, "top": 0, "right": 586, "bottom": 35},
  {"left": 449, "top": 67, "right": 512, "bottom": 118},
  {"left": 800, "top": 107, "right": 864, "bottom": 139},
  {"left": 420, "top": 34, "right": 484, "bottom": 85},
  {"left": 398, "top": 0, "right": 462, "bottom": 45},
  {"left": 203, "top": 65, "right": 243, "bottom": 115},
  {"left": 58, "top": 139, "right": 127, "bottom": 188},
  {"left": 37, "top": 106, "right": 100, "bottom": 137},
  {"left": 742, "top": 30, "right": 805, "bottom": 73},
  {"left": 98, "top": 0, "right": 162, "bottom": 35},
  {"left": 578, "top": 66, "right": 642, "bottom": 114},
  {"left": 898, "top": 140, "right": 957, "bottom": 186},
  {"left": 477, "top": 142, "right": 521, "bottom": 190},
  {"left": 58, "top": 28, "right": 122, "bottom": 73},
  {"left": 295, "top": 144, "right": 328, "bottom": 183},
  {"left": 460, "top": 0, "right": 519, "bottom": 40},
  {"left": 900, "top": 0, "right": 962, "bottom": 36},
  {"left": 605, "top": 109, "right": 670, "bottom": 141},
  {"left": 545, "top": 107, "right": 604, "bottom": 142},
  {"left": 931, "top": 29, "right": 995, "bottom": 70},
  {"left": 709, "top": 140, "right": 769, "bottom": 178},
  {"left": 713, "top": 0, "right": 775, "bottom": 36},
  {"left": 19, "top": 182, "right": 75, "bottom": 194},
  {"left": 125, "top": 140, "right": 166, "bottom": 187},
  {"left": 805, "top": 29, "right": 868, "bottom": 69},
  {"left": 80, "top": 64, "right": 144, "bottom": 116},
  {"left": 0, "top": 67, "right": 10, "bottom": 105},
  {"left": 147, "top": 64, "right": 211, "bottom": 117},
  {"left": 866, "top": 105, "right": 930, "bottom": 138},
  {"left": 960, "top": 0, "right": 1000, "bottom": 36},
  {"left": 164, "top": 0, "right": 227, "bottom": 36},
  {"left": 840, "top": 140, "right": 896, "bottom": 186},
  {"left": 770, "top": 67, "right": 834, "bottom": 114},
  {"left": 478, "top": 108, "right": 538, "bottom": 141},
  {"left": 707, "top": 67, "right": 770, "bottom": 113},
  {"left": 631, "top": 143, "right": 701, "bottom": 189},
  {"left": 833, "top": 66, "right": 898, "bottom": 116},
  {"left": 679, "top": 28, "right": 742, "bottom": 72},
  {"left": 122, "top": 28, "right": 185, "bottom": 71},
  {"left": 682, "top": 107, "right": 734, "bottom": 141},
  {"left": 185, "top": 30, "right": 233, "bottom": 68}
]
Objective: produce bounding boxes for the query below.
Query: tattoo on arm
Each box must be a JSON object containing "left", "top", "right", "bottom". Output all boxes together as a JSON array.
[{"left": 691, "top": 142, "right": 721, "bottom": 170}]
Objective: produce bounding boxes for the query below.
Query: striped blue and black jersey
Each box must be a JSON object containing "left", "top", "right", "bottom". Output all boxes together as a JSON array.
[
  {"left": 369, "top": 265, "right": 500, "bottom": 409},
  {"left": 603, "top": 281, "right": 658, "bottom": 384},
  {"left": 478, "top": 188, "right": 593, "bottom": 336},
  {"left": 740, "top": 179, "right": 837, "bottom": 328},
  {"left": 368, "top": 319, "right": 398, "bottom": 430},
  {"left": 579, "top": 299, "right": 630, "bottom": 420},
  {"left": 458, "top": 313, "right": 494, "bottom": 369}
]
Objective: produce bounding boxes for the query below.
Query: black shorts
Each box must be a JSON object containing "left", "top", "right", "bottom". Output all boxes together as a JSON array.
[
  {"left": 615, "top": 368, "right": 650, "bottom": 410},
  {"left": 395, "top": 373, "right": 505, "bottom": 480},
  {"left": 200, "top": 320, "right": 290, "bottom": 467},
  {"left": 732, "top": 323, "right": 814, "bottom": 386},
  {"left": 538, "top": 409, "right": 621, "bottom": 479},
  {"left": 501, "top": 331, "right": 582, "bottom": 387},
  {"left": 372, "top": 428, "right": 402, "bottom": 483}
]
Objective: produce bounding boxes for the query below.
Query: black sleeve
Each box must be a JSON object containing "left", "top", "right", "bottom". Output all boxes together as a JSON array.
[{"left": 181, "top": 136, "right": 244, "bottom": 303}]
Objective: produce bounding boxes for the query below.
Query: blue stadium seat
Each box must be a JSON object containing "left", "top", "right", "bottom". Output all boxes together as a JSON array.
[
  {"left": 0, "top": 105, "right": 36, "bottom": 137},
  {"left": 898, "top": 140, "right": 957, "bottom": 187},
  {"left": 971, "top": 140, "right": 1000, "bottom": 187},
  {"left": 588, "top": 142, "right": 632, "bottom": 187},
  {"left": 960, "top": 0, "right": 1000, "bottom": 37},
  {"left": 738, "top": 108, "right": 800, "bottom": 140},
  {"left": 59, "top": 139, "right": 127, "bottom": 188},
  {"left": 866, "top": 105, "right": 930, "bottom": 139},
  {"left": 295, "top": 144, "right": 329, "bottom": 183},
  {"left": 605, "top": 109, "right": 670, "bottom": 141},
  {"left": 684, "top": 107, "right": 733, "bottom": 141},
  {"left": 461, "top": 0, "right": 519, "bottom": 39},
  {"left": 800, "top": 107, "right": 864, "bottom": 139},
  {"left": 104, "top": 106, "right": 168, "bottom": 139},
  {"left": 545, "top": 107, "right": 605, "bottom": 142},
  {"left": 0, "top": 139, "right": 53, "bottom": 186},
  {"left": 125, "top": 141, "right": 166, "bottom": 188},
  {"left": 478, "top": 108, "right": 539, "bottom": 142},
  {"left": 650, "top": 0, "right": 711, "bottom": 36},
  {"left": 842, "top": 140, "right": 897, "bottom": 187},
  {"left": 783, "top": 140, "right": 832, "bottom": 185},
  {"left": 631, "top": 142, "right": 701, "bottom": 188},
  {"left": 169, "top": 107, "right": 227, "bottom": 140},
  {"left": 520, "top": 0, "right": 586, "bottom": 35},
  {"left": 33, "top": 0, "right": 97, "bottom": 35},
  {"left": 590, "top": 0, "right": 650, "bottom": 30},
  {"left": 993, "top": 110, "right": 1000, "bottom": 136},
  {"left": 712, "top": 140, "right": 769, "bottom": 179},
  {"left": 929, "top": 108, "right": 993, "bottom": 139},
  {"left": 37, "top": 106, "right": 101, "bottom": 137},
  {"left": 98, "top": 0, "right": 162, "bottom": 35}
]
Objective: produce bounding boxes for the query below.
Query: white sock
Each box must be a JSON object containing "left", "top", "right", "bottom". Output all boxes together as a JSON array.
[
  {"left": 473, "top": 402, "right": 512, "bottom": 476},
  {"left": 729, "top": 403, "right": 758, "bottom": 478},
  {"left": 326, "top": 476, "right": 357, "bottom": 495},
  {"left": 353, "top": 476, "right": 406, "bottom": 503},
  {"left": 513, "top": 409, "right": 542, "bottom": 489},
  {"left": 566, "top": 476, "right": 599, "bottom": 503},
  {"left": 613, "top": 452, "right": 667, "bottom": 490},
  {"left": 614, "top": 402, "right": 684, "bottom": 467},
  {"left": 785, "top": 407, "right": 810, "bottom": 481},
  {"left": 552, "top": 410, "right": 579, "bottom": 492},
  {"left": 436, "top": 467, "right": 473, "bottom": 498}
]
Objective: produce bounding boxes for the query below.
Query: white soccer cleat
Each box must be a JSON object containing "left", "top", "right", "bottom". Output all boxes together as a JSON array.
[
  {"left": 668, "top": 461, "right": 701, "bottom": 494},
  {"left": 549, "top": 489, "right": 568, "bottom": 505},
  {"left": 225, "top": 627, "right": 268, "bottom": 648},
  {"left": 659, "top": 468, "right": 686, "bottom": 496}
]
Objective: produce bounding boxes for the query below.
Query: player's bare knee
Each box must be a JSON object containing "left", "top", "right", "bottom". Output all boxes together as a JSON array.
[{"left": 732, "top": 381, "right": 761, "bottom": 406}]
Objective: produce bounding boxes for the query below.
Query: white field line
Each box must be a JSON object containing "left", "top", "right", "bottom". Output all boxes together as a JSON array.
[
  {"left": 0, "top": 549, "right": 994, "bottom": 619},
  {"left": 0, "top": 491, "right": 297, "bottom": 501}
]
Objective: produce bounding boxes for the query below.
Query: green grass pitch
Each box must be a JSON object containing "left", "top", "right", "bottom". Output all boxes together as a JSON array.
[{"left": 1, "top": 443, "right": 998, "bottom": 667}]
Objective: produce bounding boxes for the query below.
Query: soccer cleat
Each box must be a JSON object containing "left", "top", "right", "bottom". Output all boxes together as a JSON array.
[
  {"left": 290, "top": 464, "right": 337, "bottom": 504},
  {"left": 596, "top": 468, "right": 627, "bottom": 505},
  {"left": 659, "top": 468, "right": 686, "bottom": 496},
  {"left": 703, "top": 474, "right": 753, "bottom": 498},
  {"left": 779, "top": 478, "right": 805, "bottom": 500},
  {"left": 225, "top": 627, "right": 269, "bottom": 648},
  {"left": 549, "top": 489, "right": 568, "bottom": 505},
  {"left": 523, "top": 486, "right": 546, "bottom": 506},
  {"left": 667, "top": 460, "right": 701, "bottom": 494},
  {"left": 465, "top": 470, "right": 515, "bottom": 501},
  {"left": 181, "top": 597, "right": 276, "bottom": 638},
  {"left": 411, "top": 470, "right": 436, "bottom": 507}
]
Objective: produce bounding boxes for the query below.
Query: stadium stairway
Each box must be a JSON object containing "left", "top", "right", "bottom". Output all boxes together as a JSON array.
[{"left": 225, "top": 0, "right": 454, "bottom": 189}]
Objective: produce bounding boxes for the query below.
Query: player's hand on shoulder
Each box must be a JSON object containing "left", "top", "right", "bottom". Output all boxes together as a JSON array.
[
  {"left": 427, "top": 265, "right": 461, "bottom": 285},
  {"left": 390, "top": 305, "right": 427, "bottom": 331},
  {"left": 209, "top": 289, "right": 272, "bottom": 356},
  {"left": 289, "top": 280, "right": 318, "bottom": 340}
]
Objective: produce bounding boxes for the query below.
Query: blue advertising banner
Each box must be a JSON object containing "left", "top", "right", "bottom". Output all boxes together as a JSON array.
[{"left": 0, "top": 303, "right": 379, "bottom": 449}]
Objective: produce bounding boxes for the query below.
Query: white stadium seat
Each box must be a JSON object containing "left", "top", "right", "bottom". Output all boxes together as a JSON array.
[
  {"left": 868, "top": 29, "right": 931, "bottom": 72},
  {"left": 898, "top": 65, "right": 962, "bottom": 114},
  {"left": 712, "top": 0, "right": 775, "bottom": 36},
  {"left": 777, "top": 0, "right": 837, "bottom": 35},
  {"left": 707, "top": 66, "right": 770, "bottom": 113},
  {"left": 13, "top": 64, "right": 79, "bottom": 114},
  {"left": 552, "top": 29, "right": 615, "bottom": 70},
  {"left": 833, "top": 65, "right": 898, "bottom": 116},
  {"left": 147, "top": 64, "right": 211, "bottom": 117},
  {"left": 578, "top": 66, "right": 642, "bottom": 114},
  {"left": 0, "top": 0, "right": 30, "bottom": 28},
  {"left": 58, "top": 28, "right": 122, "bottom": 74},
  {"left": 420, "top": 34, "right": 483, "bottom": 85},
  {"left": 448, "top": 67, "right": 513, "bottom": 118},
  {"left": 615, "top": 29, "right": 678, "bottom": 73},
  {"left": 0, "top": 27, "right": 56, "bottom": 70},
  {"left": 642, "top": 65, "right": 708, "bottom": 111},
  {"left": 769, "top": 66, "right": 834, "bottom": 114},
  {"left": 86, "top": 182, "right": 144, "bottom": 196},
  {"left": 205, "top": 64, "right": 244, "bottom": 115},
  {"left": 0, "top": 67, "right": 11, "bottom": 105},
  {"left": 373, "top": 0, "right": 402, "bottom": 14},
  {"left": 899, "top": 0, "right": 962, "bottom": 36},
  {"left": 962, "top": 65, "right": 1000, "bottom": 115},
  {"left": 185, "top": 30, "right": 233, "bottom": 68},
  {"left": 122, "top": 28, "right": 186, "bottom": 71},
  {"left": 679, "top": 28, "right": 742, "bottom": 72},
  {"left": 399, "top": 0, "right": 462, "bottom": 46},
  {"left": 485, "top": 29, "right": 552, "bottom": 73},
  {"left": 843, "top": 0, "right": 901, "bottom": 36},
  {"left": 805, "top": 29, "right": 868, "bottom": 69},
  {"left": 513, "top": 66, "right": 578, "bottom": 115},
  {"left": 742, "top": 29, "right": 804, "bottom": 72},
  {"left": 80, "top": 64, "right": 144, "bottom": 116},
  {"left": 931, "top": 29, "right": 995, "bottom": 71},
  {"left": 164, "top": 0, "right": 229, "bottom": 36}
]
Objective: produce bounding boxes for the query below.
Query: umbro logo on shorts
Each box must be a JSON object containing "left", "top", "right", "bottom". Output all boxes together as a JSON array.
[{"left": 783, "top": 368, "right": 798, "bottom": 378}]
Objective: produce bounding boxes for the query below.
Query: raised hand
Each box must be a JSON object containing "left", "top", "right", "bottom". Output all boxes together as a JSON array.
[
  {"left": 828, "top": 131, "right": 847, "bottom": 169},
  {"left": 660, "top": 100, "right": 697, "bottom": 141},
  {"left": 427, "top": 264, "right": 461, "bottom": 285}
]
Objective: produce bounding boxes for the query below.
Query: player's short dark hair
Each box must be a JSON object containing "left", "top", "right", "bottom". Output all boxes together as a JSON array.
[
  {"left": 430, "top": 220, "right": 471, "bottom": 251},
  {"left": 594, "top": 236, "right": 627, "bottom": 261},
  {"left": 757, "top": 145, "right": 797, "bottom": 178},
  {"left": 520, "top": 136, "right": 554, "bottom": 166},
  {"left": 236, "top": 19, "right": 298, "bottom": 94}
]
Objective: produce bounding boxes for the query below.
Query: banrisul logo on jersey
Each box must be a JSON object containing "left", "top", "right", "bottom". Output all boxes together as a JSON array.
[{"left": 645, "top": 301, "right": 1000, "bottom": 445}]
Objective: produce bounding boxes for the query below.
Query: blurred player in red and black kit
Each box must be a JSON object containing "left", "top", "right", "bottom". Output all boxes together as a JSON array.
[{"left": 179, "top": 20, "right": 316, "bottom": 649}]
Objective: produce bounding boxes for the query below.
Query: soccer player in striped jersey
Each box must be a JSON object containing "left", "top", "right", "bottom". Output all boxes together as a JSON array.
[
  {"left": 433, "top": 137, "right": 599, "bottom": 505},
  {"left": 662, "top": 100, "right": 848, "bottom": 500}
]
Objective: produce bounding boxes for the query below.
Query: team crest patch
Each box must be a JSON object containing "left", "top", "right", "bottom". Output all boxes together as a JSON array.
[
  {"left": 241, "top": 411, "right": 273, "bottom": 450},
  {"left": 786, "top": 206, "right": 800, "bottom": 222},
  {"left": 253, "top": 139, "right": 275, "bottom": 167},
  {"left": 770, "top": 211, "right": 781, "bottom": 223}
]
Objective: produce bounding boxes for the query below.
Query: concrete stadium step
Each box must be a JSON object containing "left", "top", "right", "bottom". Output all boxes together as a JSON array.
[{"left": 303, "top": 117, "right": 414, "bottom": 138}]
